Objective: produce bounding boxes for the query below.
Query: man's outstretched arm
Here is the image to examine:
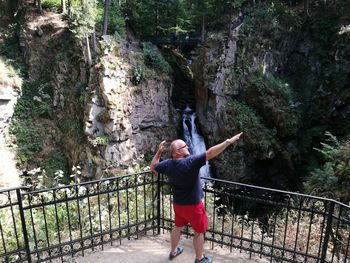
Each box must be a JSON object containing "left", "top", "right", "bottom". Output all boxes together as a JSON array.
[
  {"left": 150, "top": 140, "right": 166, "bottom": 172},
  {"left": 206, "top": 132, "right": 243, "bottom": 161}
]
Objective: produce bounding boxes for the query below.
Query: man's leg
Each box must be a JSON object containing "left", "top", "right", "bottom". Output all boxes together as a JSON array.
[
  {"left": 171, "top": 225, "right": 183, "bottom": 253},
  {"left": 193, "top": 231, "right": 205, "bottom": 260}
]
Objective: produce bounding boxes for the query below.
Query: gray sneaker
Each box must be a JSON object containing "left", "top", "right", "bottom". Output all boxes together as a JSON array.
[
  {"left": 194, "top": 256, "right": 213, "bottom": 263},
  {"left": 169, "top": 246, "right": 184, "bottom": 260}
]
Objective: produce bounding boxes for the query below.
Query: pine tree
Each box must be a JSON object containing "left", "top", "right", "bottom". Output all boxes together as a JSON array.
[{"left": 69, "top": 0, "right": 96, "bottom": 66}]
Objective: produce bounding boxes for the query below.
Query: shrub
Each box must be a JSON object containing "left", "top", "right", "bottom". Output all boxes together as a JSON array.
[
  {"left": 93, "top": 135, "right": 109, "bottom": 146},
  {"left": 41, "top": 0, "right": 61, "bottom": 11},
  {"left": 304, "top": 132, "right": 350, "bottom": 202},
  {"left": 142, "top": 43, "right": 172, "bottom": 74},
  {"left": 228, "top": 100, "right": 262, "bottom": 131},
  {"left": 131, "top": 63, "right": 145, "bottom": 85}
]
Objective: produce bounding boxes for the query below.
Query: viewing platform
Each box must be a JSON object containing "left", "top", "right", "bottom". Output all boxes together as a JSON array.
[
  {"left": 0, "top": 171, "right": 349, "bottom": 263},
  {"left": 71, "top": 234, "right": 269, "bottom": 263}
]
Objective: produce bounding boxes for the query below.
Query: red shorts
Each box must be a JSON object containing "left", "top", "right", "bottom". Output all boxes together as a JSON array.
[{"left": 173, "top": 201, "right": 208, "bottom": 233}]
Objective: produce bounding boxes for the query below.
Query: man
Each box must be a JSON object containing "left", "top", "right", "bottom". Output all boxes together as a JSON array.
[{"left": 150, "top": 132, "right": 243, "bottom": 263}]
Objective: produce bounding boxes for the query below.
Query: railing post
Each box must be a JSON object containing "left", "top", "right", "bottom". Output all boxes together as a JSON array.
[
  {"left": 16, "top": 189, "right": 31, "bottom": 263},
  {"left": 320, "top": 201, "right": 335, "bottom": 263},
  {"left": 156, "top": 173, "right": 161, "bottom": 235}
]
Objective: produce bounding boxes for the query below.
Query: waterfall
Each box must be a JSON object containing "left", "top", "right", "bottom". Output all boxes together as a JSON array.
[{"left": 182, "top": 107, "right": 211, "bottom": 179}]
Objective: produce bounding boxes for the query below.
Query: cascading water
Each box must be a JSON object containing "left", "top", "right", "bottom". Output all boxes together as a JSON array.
[{"left": 182, "top": 107, "right": 211, "bottom": 179}]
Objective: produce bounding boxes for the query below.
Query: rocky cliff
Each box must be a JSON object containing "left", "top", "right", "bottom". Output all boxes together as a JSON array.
[
  {"left": 81, "top": 38, "right": 177, "bottom": 178},
  {"left": 191, "top": 2, "right": 350, "bottom": 189},
  {"left": 50, "top": 36, "right": 177, "bottom": 180}
]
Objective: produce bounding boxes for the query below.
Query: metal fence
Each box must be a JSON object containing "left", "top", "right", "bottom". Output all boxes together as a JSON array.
[
  {"left": 1, "top": 172, "right": 349, "bottom": 263},
  {"left": 0, "top": 172, "right": 159, "bottom": 262}
]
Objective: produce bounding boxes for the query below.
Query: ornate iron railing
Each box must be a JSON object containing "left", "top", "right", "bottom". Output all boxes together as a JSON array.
[{"left": 0, "top": 172, "right": 349, "bottom": 263}]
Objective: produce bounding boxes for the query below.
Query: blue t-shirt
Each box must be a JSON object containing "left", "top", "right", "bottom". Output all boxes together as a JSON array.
[{"left": 154, "top": 153, "right": 206, "bottom": 205}]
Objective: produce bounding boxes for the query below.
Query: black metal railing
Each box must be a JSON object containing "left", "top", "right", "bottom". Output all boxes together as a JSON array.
[
  {"left": 0, "top": 172, "right": 349, "bottom": 263},
  {"left": 159, "top": 175, "right": 350, "bottom": 263},
  {"left": 0, "top": 172, "right": 159, "bottom": 262}
]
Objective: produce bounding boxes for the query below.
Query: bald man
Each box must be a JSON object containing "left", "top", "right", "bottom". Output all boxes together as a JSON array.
[{"left": 150, "top": 132, "right": 243, "bottom": 263}]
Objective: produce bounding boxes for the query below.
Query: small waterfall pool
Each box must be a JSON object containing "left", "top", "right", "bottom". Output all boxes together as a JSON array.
[{"left": 182, "top": 107, "right": 211, "bottom": 179}]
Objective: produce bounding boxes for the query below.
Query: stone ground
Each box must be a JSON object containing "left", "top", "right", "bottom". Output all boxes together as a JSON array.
[{"left": 69, "top": 234, "right": 270, "bottom": 263}]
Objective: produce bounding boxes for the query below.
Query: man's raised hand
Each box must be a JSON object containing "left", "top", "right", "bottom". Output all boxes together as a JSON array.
[{"left": 226, "top": 132, "right": 243, "bottom": 145}]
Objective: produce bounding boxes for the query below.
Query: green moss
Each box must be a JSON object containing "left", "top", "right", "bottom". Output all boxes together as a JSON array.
[{"left": 96, "top": 109, "right": 111, "bottom": 123}]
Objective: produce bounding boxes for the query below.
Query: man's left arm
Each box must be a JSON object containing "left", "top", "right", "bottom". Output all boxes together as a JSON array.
[
  {"left": 150, "top": 140, "right": 166, "bottom": 172},
  {"left": 206, "top": 132, "right": 243, "bottom": 161}
]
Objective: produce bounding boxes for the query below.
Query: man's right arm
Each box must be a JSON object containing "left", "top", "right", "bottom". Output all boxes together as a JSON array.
[{"left": 150, "top": 140, "right": 166, "bottom": 172}]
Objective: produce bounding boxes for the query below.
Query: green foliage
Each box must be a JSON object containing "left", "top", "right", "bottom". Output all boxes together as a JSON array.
[
  {"left": 9, "top": 120, "right": 43, "bottom": 164},
  {"left": 241, "top": 3, "right": 301, "bottom": 42},
  {"left": 41, "top": 0, "right": 61, "bottom": 11},
  {"left": 41, "top": 152, "right": 69, "bottom": 181},
  {"left": 9, "top": 78, "right": 54, "bottom": 165},
  {"left": 144, "top": 152, "right": 153, "bottom": 163},
  {"left": 228, "top": 100, "right": 261, "bottom": 131},
  {"left": 94, "top": 135, "right": 109, "bottom": 146},
  {"left": 304, "top": 132, "right": 350, "bottom": 202},
  {"left": 68, "top": 0, "right": 96, "bottom": 40},
  {"left": 131, "top": 63, "right": 145, "bottom": 85},
  {"left": 228, "top": 100, "right": 277, "bottom": 159},
  {"left": 63, "top": 117, "right": 84, "bottom": 144},
  {"left": 246, "top": 72, "right": 299, "bottom": 137},
  {"left": 126, "top": 0, "right": 192, "bottom": 38},
  {"left": 95, "top": 1, "right": 125, "bottom": 37},
  {"left": 260, "top": 73, "right": 294, "bottom": 102},
  {"left": 142, "top": 43, "right": 172, "bottom": 74}
]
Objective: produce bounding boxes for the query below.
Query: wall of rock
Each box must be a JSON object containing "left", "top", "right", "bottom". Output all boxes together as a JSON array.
[{"left": 82, "top": 38, "right": 177, "bottom": 178}]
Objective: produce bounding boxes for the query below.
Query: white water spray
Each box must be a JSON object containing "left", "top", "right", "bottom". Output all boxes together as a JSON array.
[{"left": 182, "top": 107, "right": 211, "bottom": 179}]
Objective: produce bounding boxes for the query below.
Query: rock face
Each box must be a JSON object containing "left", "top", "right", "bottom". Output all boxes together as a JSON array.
[
  {"left": 83, "top": 38, "right": 177, "bottom": 178},
  {"left": 192, "top": 25, "right": 246, "bottom": 182}
]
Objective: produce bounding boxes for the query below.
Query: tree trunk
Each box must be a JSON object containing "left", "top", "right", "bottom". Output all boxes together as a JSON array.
[
  {"left": 86, "top": 35, "right": 92, "bottom": 67},
  {"left": 304, "top": 0, "right": 309, "bottom": 18},
  {"left": 37, "top": 0, "right": 42, "bottom": 13},
  {"left": 92, "top": 31, "right": 97, "bottom": 54},
  {"left": 68, "top": 0, "right": 72, "bottom": 16},
  {"left": 61, "top": 0, "right": 66, "bottom": 13},
  {"left": 103, "top": 0, "right": 110, "bottom": 35},
  {"left": 201, "top": 14, "right": 205, "bottom": 43}
]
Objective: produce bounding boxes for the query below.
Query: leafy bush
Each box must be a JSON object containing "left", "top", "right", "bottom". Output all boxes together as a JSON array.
[
  {"left": 93, "top": 135, "right": 109, "bottom": 146},
  {"left": 142, "top": 43, "right": 172, "bottom": 74},
  {"left": 41, "top": 152, "right": 69, "bottom": 181},
  {"left": 228, "top": 100, "right": 277, "bottom": 159},
  {"left": 228, "top": 100, "right": 261, "bottom": 131},
  {"left": 245, "top": 72, "right": 299, "bottom": 137},
  {"left": 41, "top": 0, "right": 61, "bottom": 11},
  {"left": 131, "top": 63, "right": 145, "bottom": 85},
  {"left": 304, "top": 132, "right": 350, "bottom": 202},
  {"left": 9, "top": 120, "right": 43, "bottom": 164}
]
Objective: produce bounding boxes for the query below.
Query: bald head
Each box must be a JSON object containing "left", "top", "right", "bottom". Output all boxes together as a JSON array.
[
  {"left": 170, "top": 139, "right": 184, "bottom": 154},
  {"left": 170, "top": 139, "right": 189, "bottom": 159}
]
